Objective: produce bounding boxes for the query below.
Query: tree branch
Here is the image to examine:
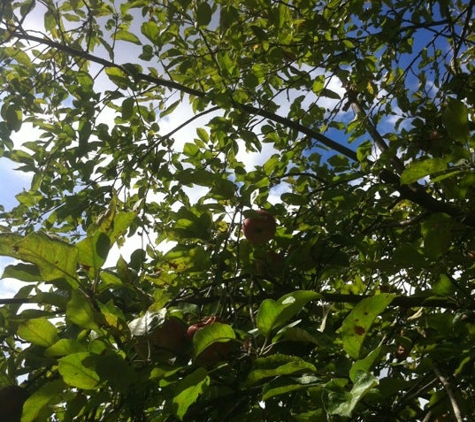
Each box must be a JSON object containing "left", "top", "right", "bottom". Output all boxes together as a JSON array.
[{"left": 433, "top": 365, "right": 463, "bottom": 422}]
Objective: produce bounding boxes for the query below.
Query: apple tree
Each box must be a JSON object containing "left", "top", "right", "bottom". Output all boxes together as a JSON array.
[{"left": 0, "top": 0, "right": 474, "bottom": 421}]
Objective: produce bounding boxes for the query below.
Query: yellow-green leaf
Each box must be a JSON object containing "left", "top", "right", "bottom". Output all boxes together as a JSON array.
[
  {"left": 339, "top": 294, "right": 396, "bottom": 359},
  {"left": 58, "top": 352, "right": 101, "bottom": 390},
  {"left": 18, "top": 318, "right": 60, "bottom": 347}
]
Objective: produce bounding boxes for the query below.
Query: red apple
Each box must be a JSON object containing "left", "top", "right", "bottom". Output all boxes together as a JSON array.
[
  {"left": 0, "top": 385, "right": 29, "bottom": 422},
  {"left": 186, "top": 316, "right": 218, "bottom": 338},
  {"left": 243, "top": 210, "right": 276, "bottom": 244}
]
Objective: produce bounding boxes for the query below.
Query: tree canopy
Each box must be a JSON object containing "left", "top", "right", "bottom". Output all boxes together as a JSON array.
[{"left": 0, "top": 0, "right": 474, "bottom": 421}]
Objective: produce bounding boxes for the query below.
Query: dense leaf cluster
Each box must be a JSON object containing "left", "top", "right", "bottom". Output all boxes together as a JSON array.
[{"left": 0, "top": 0, "right": 474, "bottom": 421}]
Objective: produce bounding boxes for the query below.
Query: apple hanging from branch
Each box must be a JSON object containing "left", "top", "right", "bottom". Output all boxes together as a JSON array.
[{"left": 242, "top": 210, "right": 277, "bottom": 244}]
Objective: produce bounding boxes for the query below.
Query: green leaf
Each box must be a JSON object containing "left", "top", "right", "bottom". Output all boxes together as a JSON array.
[
  {"left": 95, "top": 352, "right": 138, "bottom": 391},
  {"left": 257, "top": 291, "right": 321, "bottom": 336},
  {"left": 324, "top": 371, "right": 378, "bottom": 417},
  {"left": 77, "top": 208, "right": 136, "bottom": 276},
  {"left": 141, "top": 21, "right": 160, "bottom": 44},
  {"left": 349, "top": 346, "right": 384, "bottom": 382},
  {"left": 400, "top": 157, "right": 449, "bottom": 185},
  {"left": 66, "top": 291, "right": 100, "bottom": 331},
  {"left": 392, "top": 243, "right": 426, "bottom": 268},
  {"left": 105, "top": 67, "right": 131, "bottom": 89},
  {"left": 9, "top": 232, "right": 79, "bottom": 287},
  {"left": 432, "top": 273, "right": 455, "bottom": 296},
  {"left": 261, "top": 377, "right": 312, "bottom": 401},
  {"left": 173, "top": 367, "right": 210, "bottom": 420},
  {"left": 115, "top": 30, "right": 142, "bottom": 45},
  {"left": 247, "top": 354, "right": 316, "bottom": 385},
  {"left": 193, "top": 322, "right": 235, "bottom": 357},
  {"left": 421, "top": 213, "right": 452, "bottom": 258},
  {"left": 44, "top": 339, "right": 87, "bottom": 357},
  {"left": 443, "top": 98, "right": 469, "bottom": 143},
  {"left": 4, "top": 105, "right": 22, "bottom": 131},
  {"left": 1, "top": 262, "right": 41, "bottom": 282},
  {"left": 78, "top": 118, "right": 92, "bottom": 148},
  {"left": 121, "top": 97, "right": 135, "bottom": 120},
  {"left": 58, "top": 352, "right": 101, "bottom": 390},
  {"left": 320, "top": 88, "right": 341, "bottom": 99},
  {"left": 22, "top": 380, "right": 66, "bottom": 422},
  {"left": 77, "top": 232, "right": 111, "bottom": 277},
  {"left": 0, "top": 233, "right": 24, "bottom": 257},
  {"left": 339, "top": 294, "right": 396, "bottom": 359},
  {"left": 196, "top": 3, "right": 212, "bottom": 26},
  {"left": 17, "top": 318, "right": 60, "bottom": 347}
]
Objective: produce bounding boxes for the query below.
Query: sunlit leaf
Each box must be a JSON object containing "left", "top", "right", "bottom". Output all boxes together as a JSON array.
[
  {"left": 58, "top": 352, "right": 101, "bottom": 390},
  {"left": 45, "top": 339, "right": 87, "bottom": 357},
  {"left": 339, "top": 294, "right": 396, "bottom": 359},
  {"left": 22, "top": 380, "right": 66, "bottom": 422},
  {"left": 192, "top": 322, "right": 235, "bottom": 358},
  {"left": 115, "top": 30, "right": 142, "bottom": 45},
  {"left": 10, "top": 232, "right": 79, "bottom": 287},
  {"left": 400, "top": 157, "right": 449, "bottom": 185},
  {"left": 257, "top": 291, "right": 321, "bottom": 336},
  {"left": 173, "top": 367, "right": 210, "bottom": 420},
  {"left": 18, "top": 318, "right": 60, "bottom": 347},
  {"left": 66, "top": 291, "right": 100, "bottom": 331}
]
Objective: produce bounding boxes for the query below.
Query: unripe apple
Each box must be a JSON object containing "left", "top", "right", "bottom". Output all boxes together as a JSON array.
[
  {"left": 242, "top": 210, "right": 276, "bottom": 244},
  {"left": 0, "top": 385, "right": 29, "bottom": 422}
]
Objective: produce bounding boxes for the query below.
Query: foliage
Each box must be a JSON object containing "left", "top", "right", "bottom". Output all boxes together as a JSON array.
[{"left": 0, "top": 0, "right": 474, "bottom": 421}]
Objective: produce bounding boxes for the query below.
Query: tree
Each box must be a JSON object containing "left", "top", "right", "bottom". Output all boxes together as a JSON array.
[{"left": 0, "top": 0, "right": 474, "bottom": 420}]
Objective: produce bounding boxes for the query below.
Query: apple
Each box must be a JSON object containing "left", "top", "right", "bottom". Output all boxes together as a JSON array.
[
  {"left": 136, "top": 317, "right": 189, "bottom": 361},
  {"left": 395, "top": 344, "right": 409, "bottom": 361},
  {"left": 186, "top": 316, "right": 218, "bottom": 338},
  {"left": 0, "top": 385, "right": 29, "bottom": 422},
  {"left": 153, "top": 317, "right": 189, "bottom": 354},
  {"left": 255, "top": 250, "right": 285, "bottom": 275},
  {"left": 243, "top": 210, "right": 276, "bottom": 244},
  {"left": 429, "top": 130, "right": 442, "bottom": 140}
]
